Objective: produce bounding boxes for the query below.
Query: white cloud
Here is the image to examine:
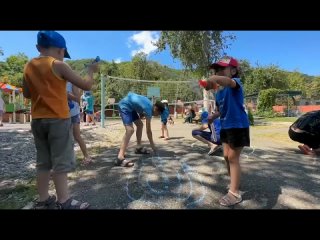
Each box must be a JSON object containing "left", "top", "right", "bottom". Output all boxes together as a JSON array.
[
  {"left": 128, "top": 31, "right": 159, "bottom": 57},
  {"left": 114, "top": 58, "right": 122, "bottom": 63}
]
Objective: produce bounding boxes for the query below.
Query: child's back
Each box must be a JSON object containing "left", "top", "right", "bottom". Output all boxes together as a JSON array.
[{"left": 24, "top": 56, "right": 69, "bottom": 119}]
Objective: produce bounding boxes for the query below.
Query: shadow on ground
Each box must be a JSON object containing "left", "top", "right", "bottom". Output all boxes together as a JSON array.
[{"left": 66, "top": 139, "right": 320, "bottom": 209}]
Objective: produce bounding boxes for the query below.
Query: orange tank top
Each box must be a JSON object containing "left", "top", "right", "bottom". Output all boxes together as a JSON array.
[{"left": 23, "top": 56, "right": 70, "bottom": 119}]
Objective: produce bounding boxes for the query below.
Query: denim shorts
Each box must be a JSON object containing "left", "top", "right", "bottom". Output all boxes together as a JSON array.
[
  {"left": 71, "top": 114, "right": 80, "bottom": 124},
  {"left": 31, "top": 118, "right": 75, "bottom": 173},
  {"left": 119, "top": 109, "right": 140, "bottom": 125}
]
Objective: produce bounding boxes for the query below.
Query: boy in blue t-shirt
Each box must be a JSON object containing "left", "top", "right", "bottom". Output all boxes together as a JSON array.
[{"left": 116, "top": 92, "right": 165, "bottom": 167}]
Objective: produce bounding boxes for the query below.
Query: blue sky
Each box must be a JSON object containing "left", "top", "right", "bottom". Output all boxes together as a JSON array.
[{"left": 1, "top": 31, "right": 320, "bottom": 76}]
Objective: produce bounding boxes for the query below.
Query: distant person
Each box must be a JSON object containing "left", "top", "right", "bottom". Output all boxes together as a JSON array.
[
  {"left": 184, "top": 106, "right": 195, "bottom": 123},
  {"left": 159, "top": 100, "right": 170, "bottom": 140},
  {"left": 0, "top": 94, "right": 5, "bottom": 127},
  {"left": 67, "top": 82, "right": 93, "bottom": 166},
  {"left": 192, "top": 111, "right": 222, "bottom": 155},
  {"left": 81, "top": 92, "right": 87, "bottom": 122},
  {"left": 116, "top": 92, "right": 165, "bottom": 167},
  {"left": 83, "top": 91, "right": 95, "bottom": 126},
  {"left": 288, "top": 110, "right": 320, "bottom": 156},
  {"left": 23, "top": 31, "right": 99, "bottom": 209}
]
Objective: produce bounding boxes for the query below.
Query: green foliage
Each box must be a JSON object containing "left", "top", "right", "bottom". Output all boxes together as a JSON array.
[
  {"left": 256, "top": 110, "right": 278, "bottom": 118},
  {"left": 154, "top": 31, "right": 236, "bottom": 76},
  {"left": 257, "top": 88, "right": 282, "bottom": 112},
  {"left": 243, "top": 64, "right": 288, "bottom": 96},
  {"left": 0, "top": 53, "right": 28, "bottom": 87}
]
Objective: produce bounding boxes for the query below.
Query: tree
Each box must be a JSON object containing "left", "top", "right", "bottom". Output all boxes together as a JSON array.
[
  {"left": 308, "top": 76, "right": 320, "bottom": 99},
  {"left": 0, "top": 47, "right": 3, "bottom": 56},
  {"left": 244, "top": 64, "right": 289, "bottom": 96},
  {"left": 257, "top": 88, "right": 282, "bottom": 113},
  {"left": 154, "top": 31, "right": 236, "bottom": 76},
  {"left": 0, "top": 53, "right": 29, "bottom": 87}
]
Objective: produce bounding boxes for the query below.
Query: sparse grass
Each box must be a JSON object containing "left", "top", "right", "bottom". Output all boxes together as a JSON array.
[
  {"left": 0, "top": 180, "right": 37, "bottom": 209},
  {"left": 264, "top": 117, "right": 297, "bottom": 122}
]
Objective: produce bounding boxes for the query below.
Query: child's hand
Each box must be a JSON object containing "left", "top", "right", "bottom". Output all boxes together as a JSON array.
[
  {"left": 88, "top": 62, "right": 100, "bottom": 73},
  {"left": 87, "top": 56, "right": 100, "bottom": 73}
]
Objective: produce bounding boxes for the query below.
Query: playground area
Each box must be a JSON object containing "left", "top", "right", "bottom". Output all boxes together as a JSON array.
[{"left": 1, "top": 118, "right": 320, "bottom": 209}]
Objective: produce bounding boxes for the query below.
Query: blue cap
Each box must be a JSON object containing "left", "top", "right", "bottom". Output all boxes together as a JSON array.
[{"left": 37, "top": 31, "right": 71, "bottom": 59}]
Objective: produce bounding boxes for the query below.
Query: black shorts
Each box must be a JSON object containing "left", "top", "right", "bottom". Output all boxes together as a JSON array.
[
  {"left": 220, "top": 128, "right": 250, "bottom": 148},
  {"left": 288, "top": 128, "right": 320, "bottom": 149}
]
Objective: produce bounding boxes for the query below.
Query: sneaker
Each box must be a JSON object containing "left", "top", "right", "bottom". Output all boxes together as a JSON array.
[{"left": 208, "top": 146, "right": 222, "bottom": 155}]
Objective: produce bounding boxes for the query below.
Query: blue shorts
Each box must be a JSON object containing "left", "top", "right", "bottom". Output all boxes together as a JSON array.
[
  {"left": 71, "top": 114, "right": 80, "bottom": 124},
  {"left": 119, "top": 109, "right": 140, "bottom": 125},
  {"left": 192, "top": 130, "right": 221, "bottom": 145},
  {"left": 86, "top": 110, "right": 93, "bottom": 115}
]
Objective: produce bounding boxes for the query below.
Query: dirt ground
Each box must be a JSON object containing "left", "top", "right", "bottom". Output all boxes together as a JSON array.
[{"left": 2, "top": 118, "right": 320, "bottom": 209}]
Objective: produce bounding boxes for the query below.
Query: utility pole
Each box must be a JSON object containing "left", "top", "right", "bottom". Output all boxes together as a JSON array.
[{"left": 100, "top": 73, "right": 105, "bottom": 128}]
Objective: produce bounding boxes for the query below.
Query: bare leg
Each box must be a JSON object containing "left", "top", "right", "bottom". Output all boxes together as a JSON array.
[
  {"left": 223, "top": 143, "right": 231, "bottom": 176},
  {"left": 52, "top": 172, "right": 69, "bottom": 203},
  {"left": 162, "top": 124, "right": 169, "bottom": 139},
  {"left": 227, "top": 145, "right": 242, "bottom": 194},
  {"left": 36, "top": 171, "right": 51, "bottom": 201},
  {"left": 134, "top": 119, "right": 143, "bottom": 148},
  {"left": 193, "top": 135, "right": 214, "bottom": 147},
  {"left": 73, "top": 123, "right": 91, "bottom": 162},
  {"left": 118, "top": 124, "right": 135, "bottom": 160},
  {"left": 160, "top": 124, "right": 165, "bottom": 137}
]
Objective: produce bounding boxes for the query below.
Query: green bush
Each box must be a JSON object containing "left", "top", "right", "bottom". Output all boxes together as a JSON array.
[{"left": 256, "top": 110, "right": 277, "bottom": 118}]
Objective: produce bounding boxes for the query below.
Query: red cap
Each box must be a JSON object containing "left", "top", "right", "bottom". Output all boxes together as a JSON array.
[
  {"left": 198, "top": 79, "right": 207, "bottom": 88},
  {"left": 210, "top": 56, "right": 239, "bottom": 69}
]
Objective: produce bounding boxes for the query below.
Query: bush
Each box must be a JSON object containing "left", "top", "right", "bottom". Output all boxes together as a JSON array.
[{"left": 256, "top": 110, "right": 277, "bottom": 118}]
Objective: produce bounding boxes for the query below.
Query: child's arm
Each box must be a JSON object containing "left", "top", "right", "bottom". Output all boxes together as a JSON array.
[
  {"left": 22, "top": 78, "right": 31, "bottom": 99},
  {"left": 207, "top": 75, "right": 237, "bottom": 89},
  {"left": 68, "top": 85, "right": 81, "bottom": 104},
  {"left": 146, "top": 118, "right": 157, "bottom": 153},
  {"left": 53, "top": 60, "right": 99, "bottom": 91}
]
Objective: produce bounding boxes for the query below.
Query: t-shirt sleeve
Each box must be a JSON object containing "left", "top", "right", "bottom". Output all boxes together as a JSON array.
[{"left": 145, "top": 104, "right": 153, "bottom": 118}]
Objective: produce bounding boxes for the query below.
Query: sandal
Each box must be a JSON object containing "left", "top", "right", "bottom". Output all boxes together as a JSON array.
[
  {"left": 219, "top": 190, "right": 242, "bottom": 207},
  {"left": 135, "top": 147, "right": 150, "bottom": 154},
  {"left": 159, "top": 136, "right": 165, "bottom": 139},
  {"left": 57, "top": 198, "right": 90, "bottom": 209},
  {"left": 114, "top": 158, "right": 134, "bottom": 167},
  {"left": 33, "top": 195, "right": 57, "bottom": 209}
]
